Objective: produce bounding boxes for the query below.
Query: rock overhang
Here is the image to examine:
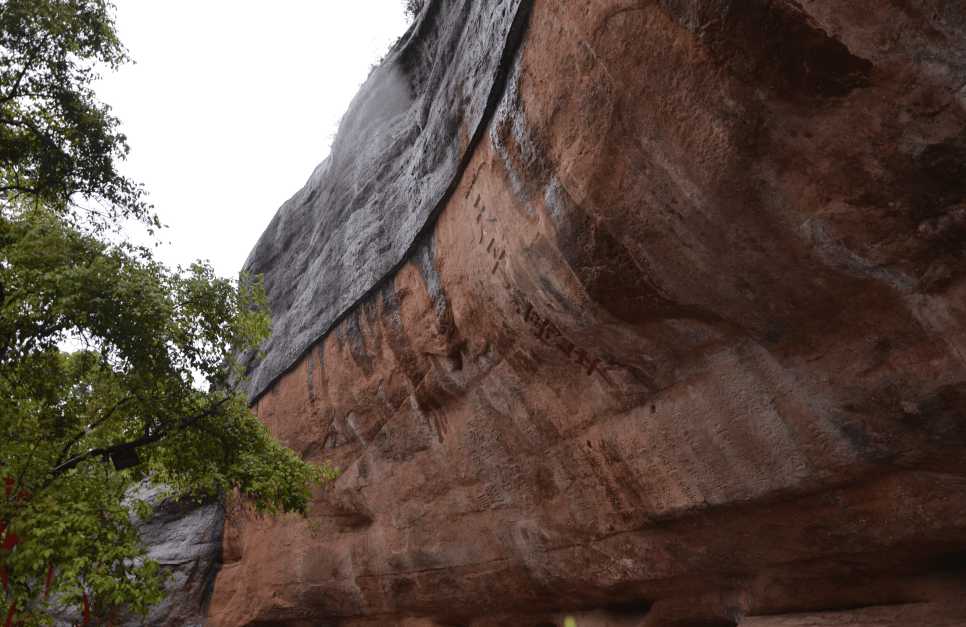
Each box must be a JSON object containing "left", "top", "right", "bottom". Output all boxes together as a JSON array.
[{"left": 219, "top": 0, "right": 966, "bottom": 625}]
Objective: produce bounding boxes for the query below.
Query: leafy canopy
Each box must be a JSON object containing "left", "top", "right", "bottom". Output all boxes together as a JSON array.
[
  {"left": 0, "top": 0, "right": 151, "bottom": 229},
  {"left": 0, "top": 2, "right": 339, "bottom": 626}
]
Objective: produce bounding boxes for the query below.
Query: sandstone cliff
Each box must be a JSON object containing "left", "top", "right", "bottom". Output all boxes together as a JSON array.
[{"left": 211, "top": 0, "right": 966, "bottom": 625}]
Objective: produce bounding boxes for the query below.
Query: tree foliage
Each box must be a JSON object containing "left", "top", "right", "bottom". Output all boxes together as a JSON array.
[
  {"left": 0, "top": 0, "right": 149, "bottom": 228},
  {"left": 0, "top": 2, "right": 340, "bottom": 626}
]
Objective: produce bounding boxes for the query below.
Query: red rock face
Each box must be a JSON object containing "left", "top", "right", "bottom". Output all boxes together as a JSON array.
[{"left": 208, "top": 0, "right": 966, "bottom": 625}]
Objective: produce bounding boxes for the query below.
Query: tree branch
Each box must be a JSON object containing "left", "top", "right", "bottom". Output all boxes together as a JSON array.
[
  {"left": 54, "top": 396, "right": 134, "bottom": 467},
  {"left": 49, "top": 397, "right": 232, "bottom": 478}
]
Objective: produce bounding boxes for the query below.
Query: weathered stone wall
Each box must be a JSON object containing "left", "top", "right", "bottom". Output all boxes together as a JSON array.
[{"left": 208, "top": 0, "right": 966, "bottom": 625}]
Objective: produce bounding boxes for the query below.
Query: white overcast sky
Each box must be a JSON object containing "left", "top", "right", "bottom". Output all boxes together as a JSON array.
[{"left": 95, "top": 1, "right": 411, "bottom": 277}]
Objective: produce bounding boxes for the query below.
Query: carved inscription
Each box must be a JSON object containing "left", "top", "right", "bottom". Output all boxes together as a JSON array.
[
  {"left": 756, "top": 352, "right": 834, "bottom": 462},
  {"left": 484, "top": 483, "right": 506, "bottom": 507},
  {"left": 655, "top": 441, "right": 698, "bottom": 506},
  {"left": 672, "top": 400, "right": 729, "bottom": 499},
  {"left": 662, "top": 400, "right": 720, "bottom": 502},
  {"left": 472, "top": 194, "right": 604, "bottom": 378},
  {"left": 466, "top": 403, "right": 538, "bottom": 510},
  {"left": 634, "top": 430, "right": 677, "bottom": 509},
  {"left": 620, "top": 437, "right": 662, "bottom": 507},
  {"left": 728, "top": 350, "right": 810, "bottom": 476},
  {"left": 579, "top": 442, "right": 633, "bottom": 515},
  {"left": 621, "top": 411, "right": 697, "bottom": 511},
  {"left": 708, "top": 350, "right": 809, "bottom": 482},
  {"left": 510, "top": 409, "right": 572, "bottom": 490},
  {"left": 705, "top": 416, "right": 761, "bottom": 485},
  {"left": 706, "top": 353, "right": 775, "bottom": 482},
  {"left": 522, "top": 304, "right": 602, "bottom": 376}
]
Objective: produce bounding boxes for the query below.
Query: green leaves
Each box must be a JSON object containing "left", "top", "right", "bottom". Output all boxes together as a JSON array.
[
  {"left": 1, "top": 463, "right": 170, "bottom": 627},
  {"left": 0, "top": 204, "right": 341, "bottom": 626},
  {"left": 0, "top": 0, "right": 151, "bottom": 228},
  {"left": 0, "top": 3, "right": 341, "bottom": 624},
  {"left": 0, "top": 203, "right": 338, "bottom": 627}
]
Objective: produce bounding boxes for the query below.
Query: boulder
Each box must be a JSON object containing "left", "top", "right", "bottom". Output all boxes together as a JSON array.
[{"left": 211, "top": 0, "right": 966, "bottom": 625}]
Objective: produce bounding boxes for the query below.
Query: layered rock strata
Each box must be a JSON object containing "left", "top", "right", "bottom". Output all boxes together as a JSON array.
[{"left": 211, "top": 0, "right": 966, "bottom": 625}]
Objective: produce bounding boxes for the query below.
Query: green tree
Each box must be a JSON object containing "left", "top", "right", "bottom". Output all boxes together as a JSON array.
[
  {"left": 0, "top": 1, "right": 339, "bottom": 626},
  {"left": 0, "top": 0, "right": 149, "bottom": 228}
]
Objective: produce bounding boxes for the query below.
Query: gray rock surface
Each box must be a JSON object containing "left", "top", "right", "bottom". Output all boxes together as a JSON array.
[
  {"left": 240, "top": 0, "right": 533, "bottom": 401},
  {"left": 51, "top": 485, "right": 224, "bottom": 627},
  {"left": 127, "top": 486, "right": 224, "bottom": 627}
]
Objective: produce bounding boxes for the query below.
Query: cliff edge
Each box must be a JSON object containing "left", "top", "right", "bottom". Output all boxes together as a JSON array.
[{"left": 213, "top": 0, "right": 966, "bottom": 625}]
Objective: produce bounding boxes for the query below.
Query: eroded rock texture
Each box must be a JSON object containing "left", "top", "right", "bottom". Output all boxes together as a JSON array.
[{"left": 212, "top": 0, "right": 966, "bottom": 625}]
